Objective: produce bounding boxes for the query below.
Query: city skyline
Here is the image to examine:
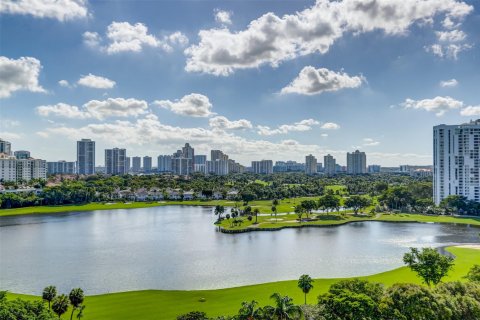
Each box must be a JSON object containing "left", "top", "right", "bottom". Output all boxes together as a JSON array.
[{"left": 1, "top": 1, "right": 480, "bottom": 166}]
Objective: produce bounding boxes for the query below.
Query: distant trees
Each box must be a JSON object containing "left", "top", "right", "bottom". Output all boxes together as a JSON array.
[
  {"left": 317, "top": 194, "right": 340, "bottom": 213},
  {"left": 299, "top": 200, "right": 316, "bottom": 218},
  {"left": 403, "top": 247, "right": 455, "bottom": 287},
  {"left": 344, "top": 196, "right": 372, "bottom": 215}
]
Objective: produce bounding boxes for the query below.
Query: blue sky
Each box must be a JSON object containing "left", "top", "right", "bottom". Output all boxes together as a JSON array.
[{"left": 1, "top": 0, "right": 479, "bottom": 167}]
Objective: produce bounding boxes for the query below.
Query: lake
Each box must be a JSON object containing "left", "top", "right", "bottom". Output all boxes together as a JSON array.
[{"left": 1, "top": 206, "right": 479, "bottom": 295}]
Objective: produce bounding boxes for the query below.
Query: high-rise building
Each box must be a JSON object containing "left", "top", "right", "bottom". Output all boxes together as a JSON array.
[
  {"left": 171, "top": 144, "right": 195, "bottom": 176},
  {"left": 434, "top": 119, "right": 480, "bottom": 205},
  {"left": 47, "top": 161, "right": 76, "bottom": 175},
  {"left": 347, "top": 150, "right": 367, "bottom": 174},
  {"left": 251, "top": 160, "right": 273, "bottom": 174},
  {"left": 105, "top": 148, "right": 127, "bottom": 175},
  {"left": 132, "top": 157, "right": 141, "bottom": 173},
  {"left": 157, "top": 155, "right": 173, "bottom": 172},
  {"left": 0, "top": 153, "right": 46, "bottom": 182},
  {"left": 194, "top": 155, "right": 207, "bottom": 173},
  {"left": 0, "top": 139, "right": 12, "bottom": 155},
  {"left": 182, "top": 143, "right": 195, "bottom": 174},
  {"left": 305, "top": 154, "right": 317, "bottom": 175},
  {"left": 0, "top": 153, "right": 17, "bottom": 181},
  {"left": 126, "top": 157, "right": 131, "bottom": 172},
  {"left": 211, "top": 150, "right": 227, "bottom": 161},
  {"left": 143, "top": 156, "right": 152, "bottom": 172},
  {"left": 324, "top": 154, "right": 336, "bottom": 175},
  {"left": 77, "top": 139, "right": 95, "bottom": 175},
  {"left": 14, "top": 150, "right": 31, "bottom": 159},
  {"left": 368, "top": 165, "right": 381, "bottom": 173},
  {"left": 273, "top": 161, "right": 305, "bottom": 172}
]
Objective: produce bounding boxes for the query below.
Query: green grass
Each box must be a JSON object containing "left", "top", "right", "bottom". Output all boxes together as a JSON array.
[{"left": 5, "top": 247, "right": 479, "bottom": 320}]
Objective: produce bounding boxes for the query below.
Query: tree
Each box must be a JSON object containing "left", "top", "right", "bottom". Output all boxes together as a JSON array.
[
  {"left": 69, "top": 288, "right": 84, "bottom": 320},
  {"left": 297, "top": 274, "right": 314, "bottom": 304},
  {"left": 264, "top": 293, "right": 302, "bottom": 320},
  {"left": 344, "top": 196, "right": 371, "bottom": 215},
  {"left": 253, "top": 208, "right": 260, "bottom": 224},
  {"left": 440, "top": 195, "right": 468, "bottom": 214},
  {"left": 272, "top": 199, "right": 279, "bottom": 207},
  {"left": 465, "top": 265, "right": 480, "bottom": 282},
  {"left": 403, "top": 247, "right": 454, "bottom": 287},
  {"left": 52, "top": 294, "right": 69, "bottom": 319},
  {"left": 237, "top": 300, "right": 262, "bottom": 320},
  {"left": 318, "top": 194, "right": 340, "bottom": 213},
  {"left": 272, "top": 205, "right": 277, "bottom": 222},
  {"left": 294, "top": 205, "right": 304, "bottom": 221},
  {"left": 300, "top": 200, "right": 317, "bottom": 218},
  {"left": 42, "top": 285, "right": 57, "bottom": 310},
  {"left": 177, "top": 311, "right": 208, "bottom": 320},
  {"left": 214, "top": 205, "right": 225, "bottom": 222}
]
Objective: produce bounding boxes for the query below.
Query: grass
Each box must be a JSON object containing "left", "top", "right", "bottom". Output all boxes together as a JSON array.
[{"left": 5, "top": 247, "right": 479, "bottom": 319}]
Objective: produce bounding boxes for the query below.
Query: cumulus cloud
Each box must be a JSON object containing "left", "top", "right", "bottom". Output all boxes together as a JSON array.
[
  {"left": 281, "top": 67, "right": 363, "bottom": 95},
  {"left": 154, "top": 93, "right": 214, "bottom": 117},
  {"left": 0, "top": 0, "right": 88, "bottom": 21},
  {"left": 58, "top": 80, "right": 70, "bottom": 87},
  {"left": 426, "top": 43, "right": 472, "bottom": 59},
  {"left": 363, "top": 138, "right": 380, "bottom": 146},
  {"left": 257, "top": 119, "right": 321, "bottom": 136},
  {"left": 209, "top": 116, "right": 252, "bottom": 130},
  {"left": 460, "top": 106, "right": 480, "bottom": 117},
  {"left": 36, "top": 98, "right": 148, "bottom": 120},
  {"left": 0, "top": 56, "right": 45, "bottom": 98},
  {"left": 77, "top": 73, "right": 116, "bottom": 89},
  {"left": 401, "top": 96, "right": 463, "bottom": 116},
  {"left": 440, "top": 79, "right": 458, "bottom": 87},
  {"left": 214, "top": 9, "right": 232, "bottom": 25},
  {"left": 321, "top": 122, "right": 340, "bottom": 130},
  {"left": 185, "top": 0, "right": 473, "bottom": 75},
  {"left": 83, "top": 22, "right": 189, "bottom": 54},
  {"left": 436, "top": 29, "right": 466, "bottom": 42}
]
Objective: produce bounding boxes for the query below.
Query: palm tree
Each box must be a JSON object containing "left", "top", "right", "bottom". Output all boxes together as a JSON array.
[
  {"left": 69, "top": 288, "right": 84, "bottom": 320},
  {"left": 253, "top": 208, "right": 260, "bottom": 224},
  {"left": 76, "top": 305, "right": 86, "bottom": 319},
  {"left": 297, "top": 274, "right": 314, "bottom": 304},
  {"left": 214, "top": 205, "right": 225, "bottom": 222},
  {"left": 264, "top": 293, "right": 301, "bottom": 320},
  {"left": 52, "top": 294, "right": 69, "bottom": 319},
  {"left": 42, "top": 285, "right": 57, "bottom": 310},
  {"left": 238, "top": 300, "right": 262, "bottom": 320},
  {"left": 272, "top": 205, "right": 277, "bottom": 222}
]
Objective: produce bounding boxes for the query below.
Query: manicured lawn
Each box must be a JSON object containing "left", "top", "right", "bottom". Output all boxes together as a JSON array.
[{"left": 5, "top": 247, "right": 479, "bottom": 319}]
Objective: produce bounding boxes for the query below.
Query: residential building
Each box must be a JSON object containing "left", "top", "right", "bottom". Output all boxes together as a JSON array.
[
  {"left": 182, "top": 143, "right": 195, "bottom": 174},
  {"left": 324, "top": 154, "right": 336, "bottom": 175},
  {"left": 132, "top": 156, "right": 141, "bottom": 173},
  {"left": 194, "top": 155, "right": 207, "bottom": 173},
  {"left": 105, "top": 148, "right": 127, "bottom": 175},
  {"left": 251, "top": 160, "right": 273, "bottom": 174},
  {"left": 172, "top": 156, "right": 192, "bottom": 175},
  {"left": 0, "top": 153, "right": 46, "bottom": 182},
  {"left": 305, "top": 154, "right": 317, "bottom": 175},
  {"left": 77, "top": 139, "right": 95, "bottom": 175},
  {"left": 126, "top": 157, "right": 131, "bottom": 172},
  {"left": 0, "top": 153, "right": 17, "bottom": 181},
  {"left": 433, "top": 119, "right": 480, "bottom": 205},
  {"left": 368, "top": 165, "right": 381, "bottom": 173},
  {"left": 14, "top": 150, "right": 30, "bottom": 159},
  {"left": 47, "top": 161, "right": 76, "bottom": 175},
  {"left": 143, "top": 156, "right": 152, "bottom": 172},
  {"left": 157, "top": 155, "right": 172, "bottom": 172},
  {"left": 347, "top": 150, "right": 367, "bottom": 174},
  {"left": 211, "top": 150, "right": 227, "bottom": 161},
  {"left": 0, "top": 139, "right": 12, "bottom": 155},
  {"left": 273, "top": 161, "right": 305, "bottom": 172}
]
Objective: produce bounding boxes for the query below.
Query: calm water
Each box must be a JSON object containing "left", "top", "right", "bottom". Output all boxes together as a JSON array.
[{"left": 1, "top": 206, "right": 479, "bottom": 295}]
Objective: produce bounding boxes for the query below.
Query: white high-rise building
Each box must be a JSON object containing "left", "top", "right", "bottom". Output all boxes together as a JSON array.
[
  {"left": 251, "top": 160, "right": 273, "bottom": 174},
  {"left": 47, "top": 161, "right": 76, "bottom": 175},
  {"left": 324, "top": 154, "right": 336, "bottom": 176},
  {"left": 0, "top": 139, "right": 12, "bottom": 156},
  {"left": 132, "top": 156, "right": 141, "bottom": 173},
  {"left": 77, "top": 139, "right": 95, "bottom": 175},
  {"left": 157, "top": 155, "right": 172, "bottom": 172},
  {"left": 0, "top": 140, "right": 46, "bottom": 182},
  {"left": 347, "top": 150, "right": 367, "bottom": 174},
  {"left": 434, "top": 119, "right": 480, "bottom": 205},
  {"left": 143, "top": 156, "right": 152, "bottom": 172},
  {"left": 305, "top": 154, "right": 317, "bottom": 175},
  {"left": 105, "top": 148, "right": 127, "bottom": 175}
]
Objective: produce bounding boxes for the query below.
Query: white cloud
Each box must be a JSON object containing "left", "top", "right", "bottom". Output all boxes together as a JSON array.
[
  {"left": 84, "top": 22, "right": 189, "bottom": 54},
  {"left": 83, "top": 31, "right": 101, "bottom": 48},
  {"left": 401, "top": 96, "right": 463, "bottom": 116},
  {"left": 440, "top": 79, "right": 458, "bottom": 87},
  {"left": 363, "top": 138, "right": 380, "bottom": 146},
  {"left": 460, "top": 106, "right": 480, "bottom": 117},
  {"left": 209, "top": 116, "right": 252, "bottom": 130},
  {"left": 185, "top": 0, "right": 473, "bottom": 75},
  {"left": 154, "top": 93, "right": 214, "bottom": 117},
  {"left": 0, "top": 0, "right": 88, "bottom": 21},
  {"left": 0, "top": 132, "right": 21, "bottom": 140},
  {"left": 257, "top": 119, "right": 320, "bottom": 136},
  {"left": 36, "top": 98, "right": 148, "bottom": 120},
  {"left": 426, "top": 43, "right": 472, "bottom": 59},
  {"left": 58, "top": 80, "right": 70, "bottom": 87},
  {"left": 2, "top": 119, "right": 20, "bottom": 128},
  {"left": 214, "top": 9, "right": 232, "bottom": 25},
  {"left": 436, "top": 29, "right": 466, "bottom": 42},
  {"left": 0, "top": 56, "right": 45, "bottom": 98},
  {"left": 281, "top": 66, "right": 363, "bottom": 95},
  {"left": 77, "top": 73, "right": 116, "bottom": 89},
  {"left": 321, "top": 122, "right": 340, "bottom": 130}
]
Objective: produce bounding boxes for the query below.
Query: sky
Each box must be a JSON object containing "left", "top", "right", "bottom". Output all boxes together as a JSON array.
[{"left": 1, "top": 0, "right": 479, "bottom": 167}]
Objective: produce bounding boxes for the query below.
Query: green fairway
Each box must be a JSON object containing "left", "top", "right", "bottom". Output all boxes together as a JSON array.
[{"left": 5, "top": 247, "right": 479, "bottom": 320}]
